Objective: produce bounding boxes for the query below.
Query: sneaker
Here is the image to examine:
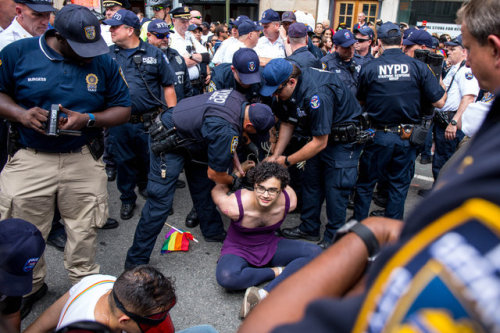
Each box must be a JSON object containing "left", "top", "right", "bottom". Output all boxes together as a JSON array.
[
  {"left": 20, "top": 283, "right": 48, "bottom": 319},
  {"left": 239, "top": 286, "right": 262, "bottom": 319}
]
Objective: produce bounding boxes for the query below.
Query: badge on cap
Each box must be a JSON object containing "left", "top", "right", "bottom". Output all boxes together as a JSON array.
[
  {"left": 84, "top": 26, "right": 96, "bottom": 41},
  {"left": 230, "top": 136, "right": 238, "bottom": 154},
  {"left": 310, "top": 95, "right": 320, "bottom": 109},
  {"left": 113, "top": 12, "right": 122, "bottom": 20},
  {"left": 248, "top": 61, "right": 256, "bottom": 72},
  {"left": 23, "top": 257, "right": 40, "bottom": 272},
  {"left": 465, "top": 72, "right": 473, "bottom": 80},
  {"left": 344, "top": 31, "right": 350, "bottom": 39}
]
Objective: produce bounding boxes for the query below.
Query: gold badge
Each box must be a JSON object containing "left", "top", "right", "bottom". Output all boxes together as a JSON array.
[
  {"left": 230, "top": 136, "right": 239, "bottom": 154},
  {"left": 84, "top": 26, "right": 96, "bottom": 41},
  {"left": 0, "top": 59, "right": 2, "bottom": 67},
  {"left": 86, "top": 73, "right": 98, "bottom": 92}
]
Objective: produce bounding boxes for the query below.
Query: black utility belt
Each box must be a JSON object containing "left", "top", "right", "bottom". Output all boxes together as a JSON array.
[
  {"left": 372, "top": 124, "right": 403, "bottom": 134},
  {"left": 190, "top": 79, "right": 203, "bottom": 86},
  {"left": 329, "top": 123, "right": 360, "bottom": 144},
  {"left": 129, "top": 109, "right": 161, "bottom": 124},
  {"left": 23, "top": 146, "right": 83, "bottom": 154}
]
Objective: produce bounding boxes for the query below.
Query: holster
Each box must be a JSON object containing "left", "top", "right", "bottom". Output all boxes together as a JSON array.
[
  {"left": 87, "top": 133, "right": 105, "bottom": 160},
  {"left": 6, "top": 123, "right": 21, "bottom": 157},
  {"left": 409, "top": 124, "right": 428, "bottom": 146},
  {"left": 329, "top": 123, "right": 359, "bottom": 144},
  {"left": 400, "top": 124, "right": 414, "bottom": 140}
]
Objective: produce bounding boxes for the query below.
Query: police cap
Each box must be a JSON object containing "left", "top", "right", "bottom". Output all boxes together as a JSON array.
[
  {"left": 332, "top": 29, "right": 356, "bottom": 47},
  {"left": 170, "top": 6, "right": 191, "bottom": 19},
  {"left": 103, "top": 9, "right": 140, "bottom": 29},
  {"left": 148, "top": 18, "right": 174, "bottom": 34},
  {"left": 102, "top": 0, "right": 130, "bottom": 9},
  {"left": 403, "top": 29, "right": 433, "bottom": 48},
  {"left": 260, "top": 58, "right": 293, "bottom": 96},
  {"left": 377, "top": 22, "right": 401, "bottom": 39},
  {"left": 14, "top": 0, "right": 54, "bottom": 12},
  {"left": 232, "top": 48, "right": 261, "bottom": 85}
]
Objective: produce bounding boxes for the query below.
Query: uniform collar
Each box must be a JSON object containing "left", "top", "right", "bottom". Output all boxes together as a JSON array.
[
  {"left": 113, "top": 39, "right": 147, "bottom": 54},
  {"left": 382, "top": 48, "right": 403, "bottom": 56},
  {"left": 293, "top": 46, "right": 308, "bottom": 54},
  {"left": 39, "top": 29, "right": 64, "bottom": 62},
  {"left": 10, "top": 17, "right": 33, "bottom": 39}
]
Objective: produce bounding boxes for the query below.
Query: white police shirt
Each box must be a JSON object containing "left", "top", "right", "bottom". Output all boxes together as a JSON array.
[
  {"left": 461, "top": 93, "right": 495, "bottom": 137},
  {"left": 212, "top": 37, "right": 239, "bottom": 65},
  {"left": 0, "top": 17, "right": 32, "bottom": 51},
  {"left": 220, "top": 39, "right": 245, "bottom": 64},
  {"left": 437, "top": 62, "right": 479, "bottom": 112},
  {"left": 100, "top": 24, "right": 113, "bottom": 46},
  {"left": 254, "top": 35, "right": 285, "bottom": 59},
  {"left": 170, "top": 28, "right": 207, "bottom": 80}
]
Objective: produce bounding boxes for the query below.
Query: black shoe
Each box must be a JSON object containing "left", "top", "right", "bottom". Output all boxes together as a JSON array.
[
  {"left": 20, "top": 283, "right": 48, "bottom": 319},
  {"left": 317, "top": 238, "right": 332, "bottom": 250},
  {"left": 420, "top": 155, "right": 432, "bottom": 165},
  {"left": 139, "top": 187, "right": 148, "bottom": 199},
  {"left": 120, "top": 203, "right": 135, "bottom": 220},
  {"left": 369, "top": 209, "right": 385, "bottom": 217},
  {"left": 169, "top": 208, "right": 174, "bottom": 216},
  {"left": 418, "top": 188, "right": 431, "bottom": 197},
  {"left": 204, "top": 231, "right": 227, "bottom": 242},
  {"left": 281, "top": 226, "right": 320, "bottom": 241},
  {"left": 176, "top": 180, "right": 186, "bottom": 188},
  {"left": 47, "top": 233, "right": 66, "bottom": 252},
  {"left": 106, "top": 168, "right": 116, "bottom": 182},
  {"left": 101, "top": 217, "right": 119, "bottom": 229},
  {"left": 372, "top": 192, "right": 388, "bottom": 208},
  {"left": 185, "top": 207, "right": 199, "bottom": 228}
]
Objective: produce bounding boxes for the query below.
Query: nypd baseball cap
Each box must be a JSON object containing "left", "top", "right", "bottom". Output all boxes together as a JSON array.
[
  {"left": 260, "top": 58, "right": 293, "bottom": 96},
  {"left": 148, "top": 18, "right": 174, "bottom": 34},
  {"left": 54, "top": 5, "right": 109, "bottom": 58},
  {"left": 230, "top": 15, "right": 250, "bottom": 28},
  {"left": 232, "top": 48, "right": 261, "bottom": 85},
  {"left": 281, "top": 11, "right": 296, "bottom": 23},
  {"left": 103, "top": 9, "right": 140, "bottom": 29},
  {"left": 15, "top": 0, "right": 54, "bottom": 12},
  {"left": 445, "top": 35, "right": 463, "bottom": 47},
  {"left": 188, "top": 24, "right": 202, "bottom": 32},
  {"left": 332, "top": 29, "right": 356, "bottom": 47},
  {"left": 377, "top": 22, "right": 401, "bottom": 39},
  {"left": 288, "top": 22, "right": 307, "bottom": 38},
  {"left": 260, "top": 9, "right": 280, "bottom": 24},
  {"left": 248, "top": 104, "right": 275, "bottom": 133},
  {"left": 238, "top": 20, "right": 262, "bottom": 36},
  {"left": 354, "top": 26, "right": 374, "bottom": 40},
  {"left": 0, "top": 219, "right": 45, "bottom": 296},
  {"left": 403, "top": 29, "right": 433, "bottom": 48}
]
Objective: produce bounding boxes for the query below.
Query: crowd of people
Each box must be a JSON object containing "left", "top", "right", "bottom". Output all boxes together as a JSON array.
[{"left": 1, "top": 0, "right": 499, "bottom": 332}]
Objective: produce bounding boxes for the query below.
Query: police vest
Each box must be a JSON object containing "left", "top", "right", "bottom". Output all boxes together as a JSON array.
[{"left": 208, "top": 63, "right": 261, "bottom": 103}]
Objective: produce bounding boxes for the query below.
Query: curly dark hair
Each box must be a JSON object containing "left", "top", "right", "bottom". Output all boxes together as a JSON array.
[{"left": 246, "top": 162, "right": 290, "bottom": 190}]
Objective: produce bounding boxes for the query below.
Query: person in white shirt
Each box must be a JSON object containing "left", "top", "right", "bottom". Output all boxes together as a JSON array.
[
  {"left": 211, "top": 16, "right": 246, "bottom": 65},
  {"left": 220, "top": 19, "right": 262, "bottom": 64},
  {"left": 0, "top": 0, "right": 54, "bottom": 51},
  {"left": 254, "top": 9, "right": 285, "bottom": 66}
]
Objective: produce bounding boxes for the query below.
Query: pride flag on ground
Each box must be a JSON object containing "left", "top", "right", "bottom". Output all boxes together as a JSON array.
[{"left": 161, "top": 228, "right": 194, "bottom": 253}]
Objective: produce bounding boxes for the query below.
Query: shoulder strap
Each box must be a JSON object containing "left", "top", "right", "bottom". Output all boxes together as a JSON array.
[
  {"left": 282, "top": 188, "right": 290, "bottom": 216},
  {"left": 446, "top": 60, "right": 466, "bottom": 93}
]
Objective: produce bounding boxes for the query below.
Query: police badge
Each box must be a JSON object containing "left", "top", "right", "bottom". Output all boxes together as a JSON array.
[
  {"left": 86, "top": 73, "right": 98, "bottom": 92},
  {"left": 84, "top": 26, "right": 96, "bottom": 41}
]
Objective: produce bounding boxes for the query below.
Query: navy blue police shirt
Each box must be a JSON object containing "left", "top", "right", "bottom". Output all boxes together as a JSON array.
[
  {"left": 274, "top": 97, "right": 500, "bottom": 333},
  {"left": 166, "top": 89, "right": 246, "bottom": 172},
  {"left": 0, "top": 31, "right": 131, "bottom": 153},
  {"left": 321, "top": 52, "right": 363, "bottom": 96},
  {"left": 207, "top": 63, "right": 262, "bottom": 103},
  {"left": 162, "top": 47, "right": 193, "bottom": 101},
  {"left": 110, "top": 40, "right": 175, "bottom": 114},
  {"left": 286, "top": 46, "right": 322, "bottom": 70},
  {"left": 356, "top": 52, "right": 375, "bottom": 66},
  {"left": 274, "top": 67, "right": 362, "bottom": 138},
  {"left": 357, "top": 48, "right": 444, "bottom": 125}
]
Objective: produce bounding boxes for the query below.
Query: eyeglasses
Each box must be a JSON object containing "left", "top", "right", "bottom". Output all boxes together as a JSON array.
[
  {"left": 152, "top": 6, "right": 165, "bottom": 11},
  {"left": 153, "top": 33, "right": 169, "bottom": 39},
  {"left": 112, "top": 290, "right": 176, "bottom": 333},
  {"left": 255, "top": 185, "right": 280, "bottom": 196},
  {"left": 192, "top": 16, "right": 202, "bottom": 19},
  {"left": 274, "top": 79, "right": 289, "bottom": 95},
  {"left": 356, "top": 38, "right": 371, "bottom": 42}
]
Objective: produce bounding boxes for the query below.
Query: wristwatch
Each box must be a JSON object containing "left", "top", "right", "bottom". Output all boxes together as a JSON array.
[
  {"left": 284, "top": 156, "right": 291, "bottom": 167},
  {"left": 87, "top": 113, "right": 96, "bottom": 127},
  {"left": 450, "top": 119, "right": 458, "bottom": 126}
]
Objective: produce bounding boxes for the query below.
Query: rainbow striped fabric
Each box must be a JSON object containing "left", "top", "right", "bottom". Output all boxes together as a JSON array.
[{"left": 161, "top": 228, "right": 194, "bottom": 253}]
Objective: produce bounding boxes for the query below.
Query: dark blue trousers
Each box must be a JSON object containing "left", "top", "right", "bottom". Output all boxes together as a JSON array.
[
  {"left": 354, "top": 132, "right": 417, "bottom": 220},
  {"left": 125, "top": 148, "right": 225, "bottom": 267},
  {"left": 299, "top": 143, "right": 361, "bottom": 241},
  {"left": 432, "top": 124, "right": 464, "bottom": 181},
  {"left": 108, "top": 122, "right": 149, "bottom": 204},
  {"left": 420, "top": 123, "right": 434, "bottom": 159}
]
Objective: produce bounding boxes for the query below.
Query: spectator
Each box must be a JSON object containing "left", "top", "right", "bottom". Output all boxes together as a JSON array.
[
  {"left": 311, "top": 34, "right": 321, "bottom": 48},
  {"left": 321, "top": 36, "right": 333, "bottom": 55},
  {"left": 255, "top": 9, "right": 285, "bottom": 65},
  {"left": 313, "top": 22, "right": 324, "bottom": 36},
  {"left": 190, "top": 9, "right": 202, "bottom": 25}
]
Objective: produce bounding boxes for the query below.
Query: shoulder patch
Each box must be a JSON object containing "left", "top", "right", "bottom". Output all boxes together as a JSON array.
[
  {"left": 162, "top": 53, "right": 169, "bottom": 63},
  {"left": 322, "top": 62, "right": 327, "bottom": 70},
  {"left": 465, "top": 72, "right": 474, "bottom": 80},
  {"left": 208, "top": 81, "right": 217, "bottom": 92},
  {"left": 175, "top": 55, "right": 183, "bottom": 65},
  {"left": 230, "top": 136, "right": 238, "bottom": 154},
  {"left": 118, "top": 67, "right": 128, "bottom": 87},
  {"left": 310, "top": 95, "right": 321, "bottom": 109}
]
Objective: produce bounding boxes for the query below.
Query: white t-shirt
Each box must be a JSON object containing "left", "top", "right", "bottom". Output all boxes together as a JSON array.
[
  {"left": 461, "top": 93, "right": 495, "bottom": 137},
  {"left": 220, "top": 39, "right": 245, "bottom": 64},
  {"left": 170, "top": 29, "right": 207, "bottom": 80},
  {"left": 0, "top": 17, "right": 32, "bottom": 51},
  {"left": 101, "top": 24, "right": 114, "bottom": 46},
  {"left": 211, "top": 37, "right": 238, "bottom": 65},
  {"left": 201, "top": 31, "right": 213, "bottom": 44},
  {"left": 254, "top": 36, "right": 285, "bottom": 59},
  {"left": 56, "top": 274, "right": 116, "bottom": 329},
  {"left": 437, "top": 63, "right": 479, "bottom": 112}
]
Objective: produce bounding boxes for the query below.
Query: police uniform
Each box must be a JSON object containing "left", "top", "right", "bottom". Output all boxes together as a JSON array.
[
  {"left": 208, "top": 63, "right": 261, "bottom": 103},
  {"left": 163, "top": 47, "right": 193, "bottom": 101},
  {"left": 286, "top": 46, "right": 322, "bottom": 69},
  {"left": 0, "top": 28, "right": 130, "bottom": 289},
  {"left": 353, "top": 45, "right": 444, "bottom": 220},
  {"left": 273, "top": 96, "right": 500, "bottom": 333},
  {"left": 276, "top": 66, "right": 363, "bottom": 244},
  {"left": 125, "top": 90, "right": 253, "bottom": 268},
  {"left": 321, "top": 52, "right": 363, "bottom": 96},
  {"left": 108, "top": 36, "right": 175, "bottom": 210}
]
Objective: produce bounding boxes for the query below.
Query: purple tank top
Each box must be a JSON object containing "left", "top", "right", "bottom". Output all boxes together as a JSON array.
[{"left": 220, "top": 189, "right": 290, "bottom": 266}]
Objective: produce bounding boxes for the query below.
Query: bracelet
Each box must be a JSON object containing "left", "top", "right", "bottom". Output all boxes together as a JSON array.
[
  {"left": 349, "top": 223, "right": 380, "bottom": 261},
  {"left": 284, "top": 156, "right": 291, "bottom": 167}
]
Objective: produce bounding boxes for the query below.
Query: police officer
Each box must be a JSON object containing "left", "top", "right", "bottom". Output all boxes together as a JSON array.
[
  {"left": 353, "top": 25, "right": 375, "bottom": 64},
  {"left": 262, "top": 59, "right": 363, "bottom": 249},
  {"left": 285, "top": 23, "right": 322, "bottom": 69},
  {"left": 140, "top": 0, "right": 173, "bottom": 42},
  {"left": 104, "top": 9, "right": 177, "bottom": 220},
  {"left": 124, "top": 90, "right": 275, "bottom": 269},
  {"left": 0, "top": 4, "right": 130, "bottom": 313},
  {"left": 321, "top": 29, "right": 362, "bottom": 96},
  {"left": 147, "top": 19, "right": 193, "bottom": 101},
  {"left": 101, "top": 0, "right": 130, "bottom": 46},
  {"left": 353, "top": 22, "right": 447, "bottom": 221}
]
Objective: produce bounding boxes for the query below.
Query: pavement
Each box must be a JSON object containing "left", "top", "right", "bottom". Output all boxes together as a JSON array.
[{"left": 21, "top": 158, "right": 434, "bottom": 333}]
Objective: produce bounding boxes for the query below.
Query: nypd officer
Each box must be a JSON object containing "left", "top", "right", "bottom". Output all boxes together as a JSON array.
[
  {"left": 285, "top": 23, "right": 322, "bottom": 69},
  {"left": 321, "top": 29, "right": 363, "bottom": 96},
  {"left": 262, "top": 59, "right": 363, "bottom": 249},
  {"left": 124, "top": 90, "right": 275, "bottom": 269},
  {"left": 353, "top": 25, "right": 375, "bottom": 64},
  {"left": 353, "top": 22, "right": 447, "bottom": 221},
  {"left": 147, "top": 18, "right": 193, "bottom": 101},
  {"left": 104, "top": 9, "right": 177, "bottom": 220}
]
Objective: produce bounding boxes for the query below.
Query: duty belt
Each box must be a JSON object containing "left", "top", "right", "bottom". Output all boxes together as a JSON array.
[
  {"left": 129, "top": 109, "right": 160, "bottom": 124},
  {"left": 190, "top": 78, "right": 203, "bottom": 86},
  {"left": 372, "top": 124, "right": 402, "bottom": 134}
]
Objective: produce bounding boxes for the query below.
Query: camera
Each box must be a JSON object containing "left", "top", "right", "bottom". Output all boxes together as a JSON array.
[{"left": 414, "top": 49, "right": 444, "bottom": 80}]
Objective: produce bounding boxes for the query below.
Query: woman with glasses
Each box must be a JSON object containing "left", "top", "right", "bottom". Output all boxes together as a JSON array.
[{"left": 212, "top": 162, "right": 322, "bottom": 319}]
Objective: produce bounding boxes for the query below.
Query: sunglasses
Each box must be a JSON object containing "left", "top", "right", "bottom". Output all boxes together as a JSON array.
[
  {"left": 192, "top": 16, "right": 202, "bottom": 19},
  {"left": 356, "top": 38, "right": 371, "bottom": 42},
  {"left": 112, "top": 290, "right": 176, "bottom": 333},
  {"left": 152, "top": 6, "right": 165, "bottom": 11},
  {"left": 153, "top": 33, "right": 169, "bottom": 39}
]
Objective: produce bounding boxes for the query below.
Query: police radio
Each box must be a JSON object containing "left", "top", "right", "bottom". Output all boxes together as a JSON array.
[
  {"left": 45, "top": 104, "right": 82, "bottom": 137},
  {"left": 133, "top": 55, "right": 169, "bottom": 109}
]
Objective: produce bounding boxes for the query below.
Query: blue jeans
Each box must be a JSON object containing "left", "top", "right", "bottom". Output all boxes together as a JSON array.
[
  {"left": 354, "top": 132, "right": 417, "bottom": 220},
  {"left": 299, "top": 143, "right": 362, "bottom": 241},
  {"left": 216, "top": 239, "right": 321, "bottom": 292},
  {"left": 178, "top": 325, "right": 218, "bottom": 333},
  {"left": 432, "top": 124, "right": 464, "bottom": 181},
  {"left": 125, "top": 146, "right": 225, "bottom": 267},
  {"left": 108, "top": 122, "right": 149, "bottom": 204}
]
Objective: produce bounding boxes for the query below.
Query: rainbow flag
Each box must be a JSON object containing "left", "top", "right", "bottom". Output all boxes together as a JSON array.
[{"left": 161, "top": 228, "right": 194, "bottom": 253}]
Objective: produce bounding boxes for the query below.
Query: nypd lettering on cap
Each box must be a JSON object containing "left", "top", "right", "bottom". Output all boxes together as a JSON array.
[
  {"left": 23, "top": 257, "right": 40, "bottom": 272},
  {"left": 310, "top": 95, "right": 320, "bottom": 109},
  {"left": 113, "top": 12, "right": 122, "bottom": 20}
]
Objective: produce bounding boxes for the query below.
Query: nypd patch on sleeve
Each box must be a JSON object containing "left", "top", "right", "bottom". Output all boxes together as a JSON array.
[
  {"left": 465, "top": 72, "right": 474, "bottom": 80},
  {"left": 310, "top": 95, "right": 321, "bottom": 109},
  {"left": 230, "top": 136, "right": 238, "bottom": 154}
]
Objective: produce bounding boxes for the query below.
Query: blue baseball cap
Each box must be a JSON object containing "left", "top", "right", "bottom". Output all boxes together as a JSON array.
[
  {"left": 332, "top": 29, "right": 356, "bottom": 47},
  {"left": 288, "top": 22, "right": 307, "bottom": 38},
  {"left": 232, "top": 48, "right": 261, "bottom": 85},
  {"left": 15, "top": 0, "right": 54, "bottom": 12},
  {"left": 403, "top": 29, "right": 433, "bottom": 48},
  {"left": 260, "top": 9, "right": 280, "bottom": 24},
  {"left": 445, "top": 35, "right": 463, "bottom": 47},
  {"left": 0, "top": 219, "right": 45, "bottom": 296},
  {"left": 103, "top": 9, "right": 140, "bottom": 28},
  {"left": 248, "top": 103, "right": 275, "bottom": 133},
  {"left": 431, "top": 36, "right": 439, "bottom": 49},
  {"left": 260, "top": 58, "right": 293, "bottom": 96},
  {"left": 281, "top": 11, "right": 296, "bottom": 23},
  {"left": 54, "top": 5, "right": 109, "bottom": 58},
  {"left": 238, "top": 20, "right": 262, "bottom": 36},
  {"left": 230, "top": 15, "right": 250, "bottom": 28},
  {"left": 377, "top": 22, "right": 401, "bottom": 39},
  {"left": 354, "top": 26, "right": 374, "bottom": 40},
  {"left": 188, "top": 24, "right": 202, "bottom": 32},
  {"left": 148, "top": 18, "right": 174, "bottom": 34}
]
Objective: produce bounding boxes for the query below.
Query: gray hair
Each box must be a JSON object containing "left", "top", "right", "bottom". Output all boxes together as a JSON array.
[{"left": 456, "top": 0, "right": 500, "bottom": 45}]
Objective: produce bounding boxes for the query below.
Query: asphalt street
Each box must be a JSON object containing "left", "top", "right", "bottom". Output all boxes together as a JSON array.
[{"left": 22, "top": 159, "right": 434, "bottom": 333}]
